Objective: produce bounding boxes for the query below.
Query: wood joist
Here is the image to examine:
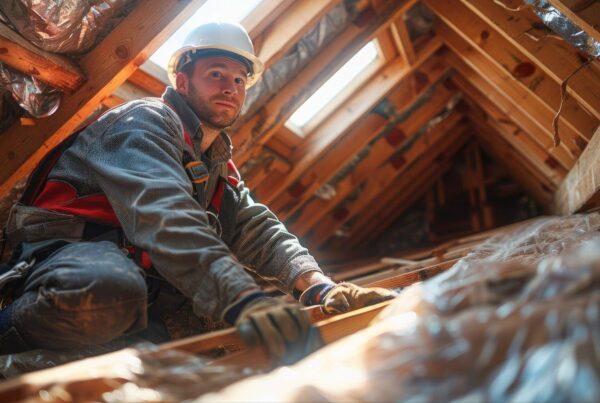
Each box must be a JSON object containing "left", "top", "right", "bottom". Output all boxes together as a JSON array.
[{"left": 0, "top": 22, "right": 85, "bottom": 92}]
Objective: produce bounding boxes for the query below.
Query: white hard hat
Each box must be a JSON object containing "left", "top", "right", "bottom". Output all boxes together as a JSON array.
[{"left": 167, "top": 22, "right": 264, "bottom": 88}]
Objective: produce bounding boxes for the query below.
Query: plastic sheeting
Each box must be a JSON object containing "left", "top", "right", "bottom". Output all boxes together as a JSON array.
[
  {"left": 0, "top": 62, "right": 61, "bottom": 118},
  {"left": 199, "top": 214, "right": 600, "bottom": 402},
  {"left": 0, "top": 0, "right": 139, "bottom": 54},
  {"left": 524, "top": 0, "right": 600, "bottom": 58}
]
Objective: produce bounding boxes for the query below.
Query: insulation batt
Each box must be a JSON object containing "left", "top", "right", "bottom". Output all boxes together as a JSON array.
[
  {"left": 199, "top": 214, "right": 600, "bottom": 402},
  {"left": 0, "top": 0, "right": 138, "bottom": 54}
]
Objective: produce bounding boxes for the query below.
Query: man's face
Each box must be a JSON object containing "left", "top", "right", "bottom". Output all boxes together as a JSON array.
[{"left": 177, "top": 55, "right": 248, "bottom": 129}]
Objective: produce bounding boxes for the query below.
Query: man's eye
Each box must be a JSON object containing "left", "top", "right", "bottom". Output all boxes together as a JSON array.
[
  {"left": 210, "top": 71, "right": 221, "bottom": 78},
  {"left": 235, "top": 77, "right": 246, "bottom": 85}
]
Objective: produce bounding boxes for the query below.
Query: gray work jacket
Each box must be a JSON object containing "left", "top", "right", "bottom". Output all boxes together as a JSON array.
[{"left": 10, "top": 87, "right": 322, "bottom": 320}]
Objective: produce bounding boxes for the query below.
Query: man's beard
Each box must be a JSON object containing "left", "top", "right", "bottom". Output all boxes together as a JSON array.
[{"left": 186, "top": 84, "right": 240, "bottom": 129}]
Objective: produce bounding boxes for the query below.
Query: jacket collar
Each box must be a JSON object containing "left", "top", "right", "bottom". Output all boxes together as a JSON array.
[{"left": 162, "top": 87, "right": 232, "bottom": 163}]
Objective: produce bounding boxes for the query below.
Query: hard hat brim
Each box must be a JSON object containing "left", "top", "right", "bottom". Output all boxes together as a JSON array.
[{"left": 168, "top": 44, "right": 264, "bottom": 89}]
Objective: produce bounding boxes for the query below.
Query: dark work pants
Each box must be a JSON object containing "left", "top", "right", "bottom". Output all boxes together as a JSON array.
[{"left": 9, "top": 241, "right": 149, "bottom": 350}]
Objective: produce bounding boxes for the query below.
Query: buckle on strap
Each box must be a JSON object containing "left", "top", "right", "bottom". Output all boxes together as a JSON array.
[
  {"left": 185, "top": 160, "right": 209, "bottom": 207},
  {"left": 0, "top": 257, "right": 35, "bottom": 290}
]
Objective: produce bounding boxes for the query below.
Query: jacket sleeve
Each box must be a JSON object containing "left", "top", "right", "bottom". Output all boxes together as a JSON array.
[
  {"left": 228, "top": 179, "right": 324, "bottom": 294},
  {"left": 79, "top": 101, "right": 259, "bottom": 319}
]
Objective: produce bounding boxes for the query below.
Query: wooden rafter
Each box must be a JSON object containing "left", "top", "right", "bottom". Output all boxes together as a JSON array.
[
  {"left": 451, "top": 74, "right": 567, "bottom": 186},
  {"left": 253, "top": 0, "right": 341, "bottom": 70},
  {"left": 307, "top": 109, "right": 465, "bottom": 249},
  {"left": 390, "top": 16, "right": 416, "bottom": 64},
  {"left": 446, "top": 51, "right": 575, "bottom": 171},
  {"left": 290, "top": 80, "right": 458, "bottom": 238},
  {"left": 230, "top": 0, "right": 418, "bottom": 166},
  {"left": 457, "top": 0, "right": 600, "bottom": 120},
  {"left": 266, "top": 51, "right": 451, "bottom": 220},
  {"left": 437, "top": 22, "right": 586, "bottom": 163},
  {"left": 554, "top": 126, "right": 600, "bottom": 214},
  {"left": 425, "top": 0, "right": 598, "bottom": 149},
  {"left": 345, "top": 123, "right": 471, "bottom": 248},
  {"left": 0, "top": 0, "right": 208, "bottom": 198},
  {"left": 0, "top": 22, "right": 85, "bottom": 92},
  {"left": 256, "top": 36, "right": 442, "bottom": 206}
]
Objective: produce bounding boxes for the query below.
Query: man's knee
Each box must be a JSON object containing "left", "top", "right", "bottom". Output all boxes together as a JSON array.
[{"left": 12, "top": 241, "right": 149, "bottom": 349}]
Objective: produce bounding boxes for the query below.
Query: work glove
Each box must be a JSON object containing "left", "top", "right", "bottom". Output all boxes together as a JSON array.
[
  {"left": 223, "top": 292, "right": 313, "bottom": 361},
  {"left": 300, "top": 282, "right": 398, "bottom": 314}
]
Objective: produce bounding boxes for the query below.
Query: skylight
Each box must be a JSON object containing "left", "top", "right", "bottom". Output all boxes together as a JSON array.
[
  {"left": 286, "top": 41, "right": 379, "bottom": 133},
  {"left": 149, "top": 0, "right": 262, "bottom": 71}
]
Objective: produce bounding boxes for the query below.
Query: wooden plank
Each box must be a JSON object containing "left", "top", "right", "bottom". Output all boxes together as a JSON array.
[
  {"left": 230, "top": 0, "right": 418, "bottom": 166},
  {"left": 112, "top": 81, "right": 155, "bottom": 103},
  {"left": 452, "top": 74, "right": 567, "bottom": 185},
  {"left": 0, "top": 22, "right": 85, "bottom": 92},
  {"left": 446, "top": 51, "right": 575, "bottom": 170},
  {"left": 439, "top": 23, "right": 584, "bottom": 162},
  {"left": 254, "top": 0, "right": 341, "bottom": 70},
  {"left": 266, "top": 53, "right": 451, "bottom": 220},
  {"left": 127, "top": 69, "right": 167, "bottom": 97},
  {"left": 242, "top": 0, "right": 294, "bottom": 39},
  {"left": 425, "top": 0, "right": 598, "bottom": 146},
  {"left": 390, "top": 17, "right": 416, "bottom": 64},
  {"left": 458, "top": 0, "right": 600, "bottom": 120},
  {"left": 554, "top": 125, "right": 600, "bottom": 214},
  {"left": 0, "top": 0, "right": 208, "bottom": 198},
  {"left": 306, "top": 111, "right": 466, "bottom": 249},
  {"left": 290, "top": 80, "right": 458, "bottom": 238}
]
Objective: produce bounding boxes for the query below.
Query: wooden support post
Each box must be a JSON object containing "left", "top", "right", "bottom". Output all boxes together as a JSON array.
[
  {"left": 390, "top": 17, "right": 416, "bottom": 64},
  {"left": 0, "top": 0, "right": 208, "bottom": 198},
  {"left": 554, "top": 125, "right": 600, "bottom": 214},
  {"left": 0, "top": 22, "right": 85, "bottom": 92}
]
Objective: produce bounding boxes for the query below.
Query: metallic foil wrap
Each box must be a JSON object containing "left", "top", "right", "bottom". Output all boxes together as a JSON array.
[
  {"left": 0, "top": 62, "right": 61, "bottom": 117},
  {"left": 524, "top": 0, "right": 600, "bottom": 58},
  {"left": 0, "top": 0, "right": 138, "bottom": 54}
]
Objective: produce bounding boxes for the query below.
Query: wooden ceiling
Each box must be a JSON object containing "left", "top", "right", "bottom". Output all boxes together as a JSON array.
[{"left": 1, "top": 0, "right": 599, "bottom": 261}]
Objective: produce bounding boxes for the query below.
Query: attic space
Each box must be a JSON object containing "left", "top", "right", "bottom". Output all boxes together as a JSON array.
[{"left": 0, "top": 0, "right": 599, "bottom": 400}]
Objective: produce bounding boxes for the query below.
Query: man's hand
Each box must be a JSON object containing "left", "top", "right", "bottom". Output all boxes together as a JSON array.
[
  {"left": 300, "top": 282, "right": 398, "bottom": 314},
  {"left": 225, "top": 295, "right": 312, "bottom": 360}
]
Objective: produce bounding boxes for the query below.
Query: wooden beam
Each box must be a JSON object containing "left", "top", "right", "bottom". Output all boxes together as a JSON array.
[
  {"left": 290, "top": 80, "right": 458, "bottom": 238},
  {"left": 458, "top": 0, "right": 600, "bottom": 120},
  {"left": 554, "top": 125, "right": 600, "bottom": 214},
  {"left": 0, "top": 0, "right": 208, "bottom": 198},
  {"left": 257, "top": 37, "right": 443, "bottom": 207},
  {"left": 390, "top": 17, "right": 416, "bottom": 64},
  {"left": 0, "top": 22, "right": 85, "bottom": 92},
  {"left": 230, "top": 0, "right": 418, "bottom": 166},
  {"left": 242, "top": 0, "right": 295, "bottom": 39},
  {"left": 127, "top": 69, "right": 167, "bottom": 97},
  {"left": 425, "top": 0, "right": 598, "bottom": 147},
  {"left": 438, "top": 22, "right": 584, "bottom": 163},
  {"left": 307, "top": 111, "right": 465, "bottom": 249},
  {"left": 266, "top": 53, "right": 451, "bottom": 220},
  {"left": 346, "top": 124, "right": 470, "bottom": 247},
  {"left": 452, "top": 73, "right": 567, "bottom": 185},
  {"left": 253, "top": 0, "right": 341, "bottom": 70},
  {"left": 112, "top": 81, "right": 155, "bottom": 103},
  {"left": 446, "top": 51, "right": 575, "bottom": 170}
]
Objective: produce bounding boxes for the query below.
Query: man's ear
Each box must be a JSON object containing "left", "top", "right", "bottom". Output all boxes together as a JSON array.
[{"left": 175, "top": 72, "right": 189, "bottom": 95}]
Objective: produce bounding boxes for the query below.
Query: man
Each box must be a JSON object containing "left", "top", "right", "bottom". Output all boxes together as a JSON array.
[{"left": 0, "top": 22, "right": 395, "bottom": 360}]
